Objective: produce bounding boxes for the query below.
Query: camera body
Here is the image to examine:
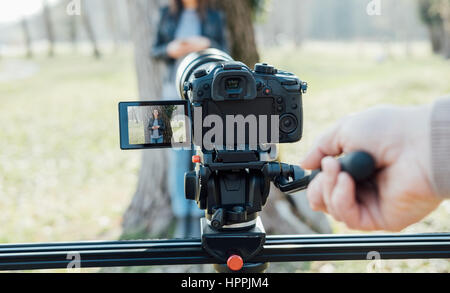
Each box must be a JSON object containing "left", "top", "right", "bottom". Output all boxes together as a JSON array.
[{"left": 177, "top": 49, "right": 307, "bottom": 151}]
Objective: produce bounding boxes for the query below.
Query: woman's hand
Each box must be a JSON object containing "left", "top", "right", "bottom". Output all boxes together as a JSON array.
[
  {"left": 167, "top": 40, "right": 187, "bottom": 59},
  {"left": 301, "top": 105, "right": 442, "bottom": 232},
  {"left": 167, "top": 37, "right": 211, "bottom": 59},
  {"left": 186, "top": 36, "right": 211, "bottom": 51}
]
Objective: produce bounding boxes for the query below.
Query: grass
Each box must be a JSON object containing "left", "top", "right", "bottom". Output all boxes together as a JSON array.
[
  {"left": 0, "top": 42, "right": 449, "bottom": 272},
  {"left": 0, "top": 51, "right": 139, "bottom": 246},
  {"left": 128, "top": 121, "right": 146, "bottom": 145}
]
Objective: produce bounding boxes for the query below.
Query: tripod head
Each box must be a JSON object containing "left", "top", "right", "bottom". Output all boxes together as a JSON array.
[
  {"left": 185, "top": 149, "right": 274, "bottom": 230},
  {"left": 184, "top": 149, "right": 376, "bottom": 271}
]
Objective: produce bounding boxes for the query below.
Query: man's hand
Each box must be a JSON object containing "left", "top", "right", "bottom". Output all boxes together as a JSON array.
[
  {"left": 301, "top": 105, "right": 442, "bottom": 231},
  {"left": 167, "top": 37, "right": 211, "bottom": 59}
]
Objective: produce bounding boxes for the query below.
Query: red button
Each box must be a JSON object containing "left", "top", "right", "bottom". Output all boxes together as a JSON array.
[
  {"left": 192, "top": 155, "right": 201, "bottom": 163},
  {"left": 227, "top": 255, "right": 244, "bottom": 271}
]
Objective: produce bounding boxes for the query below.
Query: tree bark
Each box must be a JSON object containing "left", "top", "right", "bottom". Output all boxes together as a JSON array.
[
  {"left": 261, "top": 185, "right": 331, "bottom": 235},
  {"left": 104, "top": 0, "right": 121, "bottom": 52},
  {"left": 69, "top": 17, "right": 78, "bottom": 51},
  {"left": 419, "top": 0, "right": 450, "bottom": 57},
  {"left": 42, "top": 0, "right": 55, "bottom": 57},
  {"left": 122, "top": 0, "right": 172, "bottom": 237},
  {"left": 428, "top": 24, "right": 444, "bottom": 54},
  {"left": 438, "top": 0, "right": 450, "bottom": 59},
  {"left": 81, "top": 0, "right": 101, "bottom": 59},
  {"left": 213, "top": 0, "right": 260, "bottom": 67},
  {"left": 67, "top": 0, "right": 78, "bottom": 52}
]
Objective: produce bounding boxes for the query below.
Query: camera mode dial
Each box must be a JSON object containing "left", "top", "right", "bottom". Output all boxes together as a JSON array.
[{"left": 254, "top": 63, "right": 276, "bottom": 75}]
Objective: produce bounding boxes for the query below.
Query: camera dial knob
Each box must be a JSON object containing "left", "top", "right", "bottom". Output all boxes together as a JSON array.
[
  {"left": 194, "top": 69, "right": 207, "bottom": 78},
  {"left": 301, "top": 81, "right": 308, "bottom": 93},
  {"left": 185, "top": 171, "right": 198, "bottom": 200},
  {"left": 254, "top": 63, "right": 276, "bottom": 75}
]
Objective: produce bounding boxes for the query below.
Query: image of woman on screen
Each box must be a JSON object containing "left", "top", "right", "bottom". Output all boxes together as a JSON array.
[{"left": 148, "top": 109, "right": 166, "bottom": 144}]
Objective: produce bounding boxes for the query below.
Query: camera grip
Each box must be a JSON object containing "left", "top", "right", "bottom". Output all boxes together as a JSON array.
[{"left": 310, "top": 151, "right": 376, "bottom": 183}]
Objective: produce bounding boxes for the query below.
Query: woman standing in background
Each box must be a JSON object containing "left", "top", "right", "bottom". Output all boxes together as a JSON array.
[
  {"left": 148, "top": 109, "right": 165, "bottom": 144},
  {"left": 152, "top": 0, "right": 228, "bottom": 238}
]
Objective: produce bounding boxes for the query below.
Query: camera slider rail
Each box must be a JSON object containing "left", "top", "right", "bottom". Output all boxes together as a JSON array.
[{"left": 0, "top": 233, "right": 449, "bottom": 271}]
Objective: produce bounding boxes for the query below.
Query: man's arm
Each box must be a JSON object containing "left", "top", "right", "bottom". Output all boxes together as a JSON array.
[
  {"left": 301, "top": 98, "right": 448, "bottom": 231},
  {"left": 431, "top": 97, "right": 450, "bottom": 199}
]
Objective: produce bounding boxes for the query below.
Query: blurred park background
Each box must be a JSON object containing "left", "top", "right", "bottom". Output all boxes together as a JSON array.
[{"left": 0, "top": 0, "right": 449, "bottom": 272}]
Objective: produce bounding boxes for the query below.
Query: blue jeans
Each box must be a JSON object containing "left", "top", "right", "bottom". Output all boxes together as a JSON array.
[
  {"left": 151, "top": 137, "right": 163, "bottom": 144},
  {"left": 169, "top": 149, "right": 204, "bottom": 218}
]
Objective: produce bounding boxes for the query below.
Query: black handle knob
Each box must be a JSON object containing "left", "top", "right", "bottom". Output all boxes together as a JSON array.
[{"left": 310, "top": 151, "right": 376, "bottom": 183}]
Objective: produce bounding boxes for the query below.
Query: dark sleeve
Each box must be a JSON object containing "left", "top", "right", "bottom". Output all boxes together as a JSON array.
[
  {"left": 148, "top": 119, "right": 153, "bottom": 130},
  {"left": 151, "top": 7, "right": 172, "bottom": 61},
  {"left": 160, "top": 119, "right": 166, "bottom": 132},
  {"left": 209, "top": 11, "right": 229, "bottom": 53}
]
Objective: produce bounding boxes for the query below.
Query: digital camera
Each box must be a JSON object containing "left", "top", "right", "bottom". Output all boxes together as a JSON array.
[
  {"left": 176, "top": 49, "right": 307, "bottom": 151},
  {"left": 119, "top": 49, "right": 307, "bottom": 152}
]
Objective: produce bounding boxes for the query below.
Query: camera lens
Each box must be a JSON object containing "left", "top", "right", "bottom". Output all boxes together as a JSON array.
[
  {"left": 279, "top": 114, "right": 298, "bottom": 134},
  {"left": 176, "top": 49, "right": 233, "bottom": 100}
]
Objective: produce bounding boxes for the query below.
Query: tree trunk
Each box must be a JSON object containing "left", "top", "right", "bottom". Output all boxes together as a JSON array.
[
  {"left": 67, "top": 0, "right": 78, "bottom": 52},
  {"left": 439, "top": 1, "right": 450, "bottom": 59},
  {"left": 420, "top": 0, "right": 450, "bottom": 58},
  {"left": 444, "top": 31, "right": 450, "bottom": 59},
  {"left": 213, "top": 0, "right": 260, "bottom": 67},
  {"left": 291, "top": 0, "right": 304, "bottom": 47},
  {"left": 69, "top": 17, "right": 78, "bottom": 51},
  {"left": 42, "top": 0, "right": 55, "bottom": 57},
  {"left": 81, "top": 0, "right": 101, "bottom": 59},
  {"left": 104, "top": 0, "right": 121, "bottom": 52},
  {"left": 261, "top": 185, "right": 331, "bottom": 235},
  {"left": 122, "top": 0, "right": 172, "bottom": 237},
  {"left": 21, "top": 18, "right": 33, "bottom": 59},
  {"left": 428, "top": 24, "right": 444, "bottom": 54}
]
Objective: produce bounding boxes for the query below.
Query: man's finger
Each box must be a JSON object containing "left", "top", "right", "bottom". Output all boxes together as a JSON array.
[
  {"left": 330, "top": 172, "right": 360, "bottom": 229},
  {"left": 332, "top": 175, "right": 381, "bottom": 231},
  {"left": 306, "top": 173, "right": 327, "bottom": 213},
  {"left": 321, "top": 157, "right": 341, "bottom": 220},
  {"left": 301, "top": 122, "right": 344, "bottom": 170}
]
